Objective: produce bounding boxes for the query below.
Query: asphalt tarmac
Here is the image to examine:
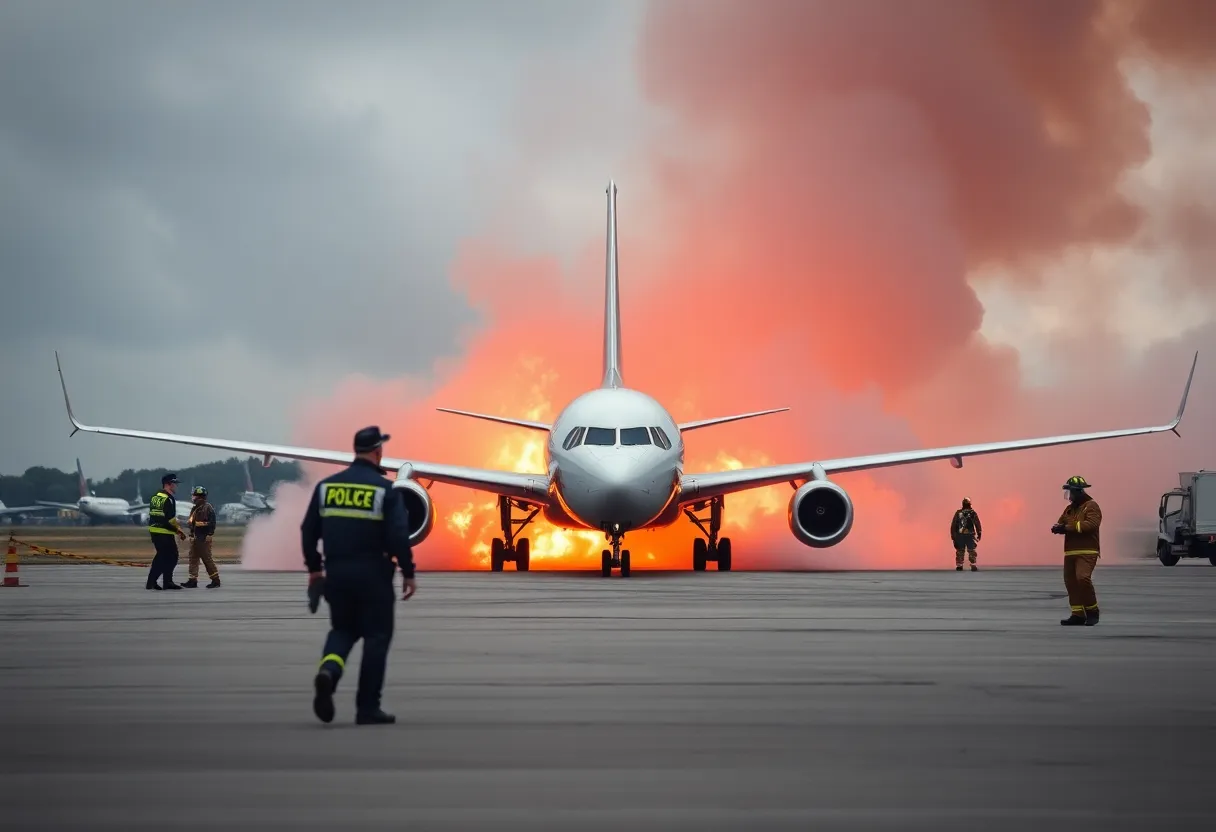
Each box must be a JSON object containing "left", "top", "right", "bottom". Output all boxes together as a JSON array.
[{"left": 2, "top": 562, "right": 1215, "bottom": 831}]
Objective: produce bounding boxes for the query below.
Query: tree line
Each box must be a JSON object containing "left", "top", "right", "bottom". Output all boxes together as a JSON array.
[{"left": 0, "top": 456, "right": 301, "bottom": 507}]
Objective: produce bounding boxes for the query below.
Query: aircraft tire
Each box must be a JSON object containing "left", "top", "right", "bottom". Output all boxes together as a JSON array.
[
  {"left": 692, "top": 538, "right": 707, "bottom": 571},
  {"left": 716, "top": 538, "right": 732, "bottom": 571}
]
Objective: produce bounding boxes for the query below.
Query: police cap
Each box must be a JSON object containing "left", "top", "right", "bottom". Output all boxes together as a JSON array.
[
  {"left": 353, "top": 425, "right": 391, "bottom": 453},
  {"left": 162, "top": 473, "right": 180, "bottom": 486}
]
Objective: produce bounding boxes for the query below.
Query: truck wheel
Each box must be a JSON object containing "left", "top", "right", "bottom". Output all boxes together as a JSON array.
[{"left": 1158, "top": 541, "right": 1180, "bottom": 567}]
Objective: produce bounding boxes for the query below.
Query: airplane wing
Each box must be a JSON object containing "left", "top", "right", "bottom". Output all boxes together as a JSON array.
[
  {"left": 33, "top": 501, "right": 80, "bottom": 511},
  {"left": 2, "top": 503, "right": 58, "bottom": 515},
  {"left": 55, "top": 353, "right": 550, "bottom": 505},
  {"left": 680, "top": 352, "right": 1198, "bottom": 504}
]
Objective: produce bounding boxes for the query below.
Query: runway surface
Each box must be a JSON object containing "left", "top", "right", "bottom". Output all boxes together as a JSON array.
[{"left": 2, "top": 563, "right": 1215, "bottom": 831}]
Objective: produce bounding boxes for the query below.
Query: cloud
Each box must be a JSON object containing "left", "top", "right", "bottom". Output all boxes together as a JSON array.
[
  {"left": 1, "top": 0, "right": 644, "bottom": 478},
  {"left": 11, "top": 1, "right": 1216, "bottom": 574}
]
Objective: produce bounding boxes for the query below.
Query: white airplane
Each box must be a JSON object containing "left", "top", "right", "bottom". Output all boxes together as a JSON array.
[
  {"left": 54, "top": 181, "right": 1197, "bottom": 576},
  {"left": 0, "top": 499, "right": 48, "bottom": 524},
  {"left": 218, "top": 502, "right": 254, "bottom": 525},
  {"left": 35, "top": 458, "right": 148, "bottom": 525},
  {"left": 238, "top": 458, "right": 275, "bottom": 513}
]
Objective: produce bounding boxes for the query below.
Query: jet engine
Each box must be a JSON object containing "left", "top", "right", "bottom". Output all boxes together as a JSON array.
[
  {"left": 393, "top": 478, "right": 436, "bottom": 547},
  {"left": 788, "top": 479, "right": 854, "bottom": 548}
]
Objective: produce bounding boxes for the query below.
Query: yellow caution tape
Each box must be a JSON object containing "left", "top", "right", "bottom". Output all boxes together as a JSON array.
[{"left": 8, "top": 535, "right": 147, "bottom": 568}]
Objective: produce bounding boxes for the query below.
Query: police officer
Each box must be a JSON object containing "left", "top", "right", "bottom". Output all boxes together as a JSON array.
[
  {"left": 146, "top": 473, "right": 186, "bottom": 590},
  {"left": 950, "top": 497, "right": 983, "bottom": 571},
  {"left": 302, "top": 426, "right": 415, "bottom": 725},
  {"left": 184, "top": 486, "right": 221, "bottom": 589},
  {"left": 1053, "top": 475, "right": 1102, "bottom": 626}
]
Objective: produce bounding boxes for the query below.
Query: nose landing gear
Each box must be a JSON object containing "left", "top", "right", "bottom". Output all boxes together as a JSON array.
[
  {"left": 600, "top": 524, "right": 631, "bottom": 577},
  {"left": 489, "top": 496, "right": 537, "bottom": 572},
  {"left": 684, "top": 497, "right": 732, "bottom": 571}
]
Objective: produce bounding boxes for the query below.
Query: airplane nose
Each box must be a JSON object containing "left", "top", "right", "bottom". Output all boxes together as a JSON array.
[{"left": 580, "top": 453, "right": 668, "bottom": 527}]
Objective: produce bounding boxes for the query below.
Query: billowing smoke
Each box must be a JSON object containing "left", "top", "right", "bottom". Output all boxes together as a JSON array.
[{"left": 243, "top": 0, "right": 1216, "bottom": 572}]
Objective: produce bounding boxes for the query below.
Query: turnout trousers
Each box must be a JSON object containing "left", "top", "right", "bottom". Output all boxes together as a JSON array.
[
  {"left": 188, "top": 536, "right": 220, "bottom": 582},
  {"left": 317, "top": 560, "right": 396, "bottom": 714},
  {"left": 147, "top": 533, "right": 179, "bottom": 588},
  {"left": 952, "top": 534, "right": 977, "bottom": 566},
  {"left": 1063, "top": 555, "right": 1099, "bottom": 615}
]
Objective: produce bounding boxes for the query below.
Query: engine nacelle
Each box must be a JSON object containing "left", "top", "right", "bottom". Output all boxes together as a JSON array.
[
  {"left": 393, "top": 478, "right": 436, "bottom": 547},
  {"left": 788, "top": 479, "right": 854, "bottom": 548}
]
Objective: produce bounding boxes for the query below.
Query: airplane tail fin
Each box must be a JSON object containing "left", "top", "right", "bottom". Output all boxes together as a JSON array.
[
  {"left": 601, "top": 180, "right": 623, "bottom": 388},
  {"left": 76, "top": 457, "right": 88, "bottom": 498},
  {"left": 244, "top": 458, "right": 253, "bottom": 493}
]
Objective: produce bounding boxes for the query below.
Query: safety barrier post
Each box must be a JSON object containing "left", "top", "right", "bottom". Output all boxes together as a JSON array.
[{"left": 3, "top": 535, "right": 26, "bottom": 587}]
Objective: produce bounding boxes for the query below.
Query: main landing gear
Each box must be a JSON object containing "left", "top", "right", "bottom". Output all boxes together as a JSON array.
[
  {"left": 684, "top": 497, "right": 732, "bottom": 571},
  {"left": 490, "top": 496, "right": 536, "bottom": 572},
  {"left": 601, "top": 524, "right": 631, "bottom": 578}
]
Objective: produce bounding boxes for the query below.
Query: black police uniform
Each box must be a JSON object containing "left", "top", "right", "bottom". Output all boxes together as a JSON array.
[
  {"left": 146, "top": 474, "right": 184, "bottom": 590},
  {"left": 301, "top": 427, "right": 413, "bottom": 724}
]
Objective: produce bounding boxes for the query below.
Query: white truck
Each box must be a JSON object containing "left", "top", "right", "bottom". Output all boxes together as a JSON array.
[{"left": 1157, "top": 471, "right": 1216, "bottom": 566}]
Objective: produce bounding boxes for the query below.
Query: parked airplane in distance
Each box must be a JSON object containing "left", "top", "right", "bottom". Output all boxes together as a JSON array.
[
  {"left": 54, "top": 182, "right": 1197, "bottom": 576},
  {"left": 36, "top": 458, "right": 148, "bottom": 525},
  {"left": 239, "top": 459, "right": 275, "bottom": 514},
  {"left": 0, "top": 499, "right": 46, "bottom": 524}
]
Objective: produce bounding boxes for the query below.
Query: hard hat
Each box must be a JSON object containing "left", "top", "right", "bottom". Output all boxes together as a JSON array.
[
  {"left": 1063, "top": 475, "right": 1091, "bottom": 490},
  {"left": 192, "top": 486, "right": 208, "bottom": 498}
]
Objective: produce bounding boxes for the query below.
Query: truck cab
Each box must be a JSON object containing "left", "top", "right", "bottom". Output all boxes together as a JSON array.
[{"left": 1157, "top": 471, "right": 1216, "bottom": 566}]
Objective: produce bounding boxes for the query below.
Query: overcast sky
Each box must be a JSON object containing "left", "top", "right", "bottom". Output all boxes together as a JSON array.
[
  {"left": 3, "top": 0, "right": 1213, "bottom": 489},
  {"left": 1, "top": 0, "right": 647, "bottom": 479}
]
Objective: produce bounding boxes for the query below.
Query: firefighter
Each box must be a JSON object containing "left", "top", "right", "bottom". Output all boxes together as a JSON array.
[
  {"left": 302, "top": 426, "right": 415, "bottom": 726},
  {"left": 950, "top": 497, "right": 982, "bottom": 571},
  {"left": 1053, "top": 475, "right": 1102, "bottom": 626},
  {"left": 146, "top": 473, "right": 186, "bottom": 590},
  {"left": 184, "top": 486, "right": 221, "bottom": 589}
]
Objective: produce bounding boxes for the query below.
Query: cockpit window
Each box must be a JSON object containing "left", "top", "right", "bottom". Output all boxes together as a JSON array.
[
  {"left": 583, "top": 427, "right": 616, "bottom": 446},
  {"left": 562, "top": 426, "right": 586, "bottom": 450},
  {"left": 620, "top": 427, "right": 651, "bottom": 446},
  {"left": 650, "top": 427, "right": 672, "bottom": 450}
]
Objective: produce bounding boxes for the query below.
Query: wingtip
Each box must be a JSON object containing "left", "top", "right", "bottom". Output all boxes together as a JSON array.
[
  {"left": 1170, "top": 349, "right": 1199, "bottom": 430},
  {"left": 55, "top": 350, "right": 83, "bottom": 433}
]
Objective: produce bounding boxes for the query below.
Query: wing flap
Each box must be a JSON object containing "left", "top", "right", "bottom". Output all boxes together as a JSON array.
[{"left": 681, "top": 352, "right": 1197, "bottom": 504}]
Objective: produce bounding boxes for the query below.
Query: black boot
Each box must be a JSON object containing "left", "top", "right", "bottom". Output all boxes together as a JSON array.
[
  {"left": 1060, "top": 614, "right": 1086, "bottom": 626},
  {"left": 970, "top": 564, "right": 978, "bottom": 572},
  {"left": 955, "top": 565, "right": 963, "bottom": 571},
  {"left": 182, "top": 579, "right": 198, "bottom": 588},
  {"left": 146, "top": 583, "right": 162, "bottom": 590},
  {"left": 312, "top": 670, "right": 336, "bottom": 724},
  {"left": 163, "top": 582, "right": 182, "bottom": 590},
  {"left": 356, "top": 709, "right": 396, "bottom": 725},
  {"left": 1084, "top": 608, "right": 1100, "bottom": 626},
  {"left": 206, "top": 577, "right": 221, "bottom": 588}
]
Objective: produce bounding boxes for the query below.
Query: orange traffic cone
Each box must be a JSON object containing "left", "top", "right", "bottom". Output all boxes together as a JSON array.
[{"left": 3, "top": 538, "right": 25, "bottom": 587}]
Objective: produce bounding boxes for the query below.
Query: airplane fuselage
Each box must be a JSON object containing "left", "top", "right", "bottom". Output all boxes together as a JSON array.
[
  {"left": 542, "top": 387, "right": 685, "bottom": 534},
  {"left": 77, "top": 496, "right": 133, "bottom": 518}
]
